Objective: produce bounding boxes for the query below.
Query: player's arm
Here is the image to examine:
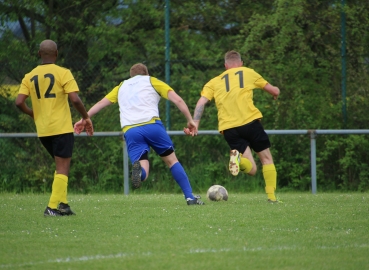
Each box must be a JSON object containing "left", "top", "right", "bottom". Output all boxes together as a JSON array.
[
  {"left": 73, "top": 97, "right": 113, "bottom": 135},
  {"left": 84, "top": 84, "right": 118, "bottom": 118},
  {"left": 69, "top": 92, "right": 94, "bottom": 136},
  {"left": 69, "top": 92, "right": 90, "bottom": 120},
  {"left": 15, "top": 94, "right": 34, "bottom": 118},
  {"left": 168, "top": 91, "right": 193, "bottom": 122},
  {"left": 263, "top": 83, "right": 280, "bottom": 100},
  {"left": 86, "top": 97, "right": 113, "bottom": 118},
  {"left": 193, "top": 96, "right": 210, "bottom": 129},
  {"left": 167, "top": 90, "right": 197, "bottom": 136}
]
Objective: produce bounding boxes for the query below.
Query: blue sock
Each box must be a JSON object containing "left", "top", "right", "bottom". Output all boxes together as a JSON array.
[
  {"left": 170, "top": 162, "right": 194, "bottom": 199},
  {"left": 141, "top": 167, "right": 146, "bottom": 181}
]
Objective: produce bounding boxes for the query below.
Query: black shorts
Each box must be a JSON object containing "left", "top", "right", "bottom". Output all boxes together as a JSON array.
[
  {"left": 39, "top": 133, "right": 74, "bottom": 158},
  {"left": 223, "top": 120, "right": 271, "bottom": 153}
]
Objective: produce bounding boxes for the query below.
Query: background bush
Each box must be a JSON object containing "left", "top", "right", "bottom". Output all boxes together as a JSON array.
[{"left": 1, "top": 0, "right": 369, "bottom": 193}]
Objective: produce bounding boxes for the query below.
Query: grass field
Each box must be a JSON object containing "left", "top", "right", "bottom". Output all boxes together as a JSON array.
[{"left": 1, "top": 192, "right": 368, "bottom": 270}]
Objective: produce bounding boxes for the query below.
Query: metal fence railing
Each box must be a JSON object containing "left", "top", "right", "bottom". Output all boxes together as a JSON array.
[{"left": 2, "top": 129, "right": 369, "bottom": 195}]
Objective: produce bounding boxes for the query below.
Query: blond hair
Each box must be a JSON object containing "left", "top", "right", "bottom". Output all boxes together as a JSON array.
[
  {"left": 224, "top": 50, "right": 241, "bottom": 62},
  {"left": 130, "top": 63, "right": 149, "bottom": 77}
]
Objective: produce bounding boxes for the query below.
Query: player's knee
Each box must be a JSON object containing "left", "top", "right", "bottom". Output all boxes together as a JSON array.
[
  {"left": 139, "top": 152, "right": 149, "bottom": 161},
  {"left": 247, "top": 166, "right": 257, "bottom": 176},
  {"left": 159, "top": 148, "right": 174, "bottom": 157}
]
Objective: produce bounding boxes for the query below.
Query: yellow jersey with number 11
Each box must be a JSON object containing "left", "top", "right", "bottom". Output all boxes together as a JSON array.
[{"left": 201, "top": 66, "right": 268, "bottom": 132}]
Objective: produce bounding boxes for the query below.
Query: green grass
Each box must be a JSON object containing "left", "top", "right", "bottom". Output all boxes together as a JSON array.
[{"left": 1, "top": 192, "right": 369, "bottom": 270}]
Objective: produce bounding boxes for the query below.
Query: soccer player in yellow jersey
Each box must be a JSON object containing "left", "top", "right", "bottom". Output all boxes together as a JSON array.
[
  {"left": 74, "top": 63, "right": 204, "bottom": 205},
  {"left": 15, "top": 39, "right": 94, "bottom": 216},
  {"left": 186, "top": 50, "right": 280, "bottom": 202}
]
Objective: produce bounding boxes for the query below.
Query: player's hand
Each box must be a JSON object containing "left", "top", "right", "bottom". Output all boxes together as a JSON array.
[
  {"left": 74, "top": 119, "right": 84, "bottom": 135},
  {"left": 183, "top": 127, "right": 192, "bottom": 135},
  {"left": 84, "top": 118, "right": 94, "bottom": 136},
  {"left": 184, "top": 120, "right": 198, "bottom": 136},
  {"left": 273, "top": 87, "right": 280, "bottom": 100}
]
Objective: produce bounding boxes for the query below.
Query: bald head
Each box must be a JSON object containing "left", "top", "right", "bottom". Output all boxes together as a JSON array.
[{"left": 38, "top": 40, "right": 58, "bottom": 62}]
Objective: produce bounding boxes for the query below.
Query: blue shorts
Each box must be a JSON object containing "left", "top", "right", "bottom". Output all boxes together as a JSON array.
[{"left": 123, "top": 120, "right": 174, "bottom": 163}]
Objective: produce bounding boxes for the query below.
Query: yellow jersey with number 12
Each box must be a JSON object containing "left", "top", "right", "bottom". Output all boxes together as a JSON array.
[
  {"left": 18, "top": 64, "right": 79, "bottom": 137},
  {"left": 201, "top": 66, "right": 268, "bottom": 132}
]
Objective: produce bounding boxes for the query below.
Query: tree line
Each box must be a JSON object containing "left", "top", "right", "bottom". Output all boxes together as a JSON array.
[{"left": 1, "top": 0, "right": 369, "bottom": 193}]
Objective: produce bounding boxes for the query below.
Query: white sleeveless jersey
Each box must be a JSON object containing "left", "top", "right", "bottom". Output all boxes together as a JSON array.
[{"left": 105, "top": 75, "right": 171, "bottom": 130}]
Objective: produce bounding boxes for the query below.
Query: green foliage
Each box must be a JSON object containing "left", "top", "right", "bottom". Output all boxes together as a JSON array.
[
  {"left": 71, "top": 136, "right": 124, "bottom": 193},
  {"left": 1, "top": 0, "right": 369, "bottom": 192},
  {"left": 318, "top": 135, "right": 369, "bottom": 191}
]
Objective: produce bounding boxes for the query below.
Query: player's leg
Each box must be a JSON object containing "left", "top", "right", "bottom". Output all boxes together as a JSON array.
[
  {"left": 161, "top": 151, "right": 192, "bottom": 198},
  {"left": 160, "top": 151, "right": 203, "bottom": 205},
  {"left": 41, "top": 133, "right": 75, "bottom": 216},
  {"left": 39, "top": 136, "right": 62, "bottom": 216},
  {"left": 124, "top": 127, "right": 151, "bottom": 189},
  {"left": 223, "top": 127, "right": 254, "bottom": 176},
  {"left": 256, "top": 148, "right": 277, "bottom": 202},
  {"left": 139, "top": 158, "right": 149, "bottom": 181},
  {"left": 240, "top": 147, "right": 257, "bottom": 175},
  {"left": 247, "top": 121, "right": 278, "bottom": 202},
  {"left": 53, "top": 156, "right": 71, "bottom": 212},
  {"left": 147, "top": 120, "right": 203, "bottom": 205},
  {"left": 54, "top": 133, "right": 76, "bottom": 214},
  {"left": 131, "top": 153, "right": 150, "bottom": 189}
]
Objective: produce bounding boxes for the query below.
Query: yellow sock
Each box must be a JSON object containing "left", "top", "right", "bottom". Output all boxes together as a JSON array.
[
  {"left": 239, "top": 156, "right": 252, "bottom": 174},
  {"left": 60, "top": 186, "right": 68, "bottom": 205},
  {"left": 53, "top": 171, "right": 68, "bottom": 204},
  {"left": 56, "top": 171, "right": 69, "bottom": 204},
  {"left": 48, "top": 174, "right": 68, "bottom": 209},
  {"left": 263, "top": 164, "right": 277, "bottom": 201}
]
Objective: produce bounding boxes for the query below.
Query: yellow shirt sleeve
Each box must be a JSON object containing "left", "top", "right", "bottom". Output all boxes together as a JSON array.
[
  {"left": 104, "top": 83, "right": 122, "bottom": 103},
  {"left": 200, "top": 81, "right": 214, "bottom": 101},
  {"left": 150, "top": 77, "right": 173, "bottom": 99},
  {"left": 254, "top": 77, "right": 268, "bottom": 89},
  {"left": 19, "top": 76, "right": 31, "bottom": 96},
  {"left": 62, "top": 70, "right": 79, "bottom": 93},
  {"left": 253, "top": 70, "right": 268, "bottom": 89}
]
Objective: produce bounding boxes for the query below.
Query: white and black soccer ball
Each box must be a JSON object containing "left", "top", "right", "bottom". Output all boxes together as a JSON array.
[{"left": 206, "top": 185, "right": 228, "bottom": 201}]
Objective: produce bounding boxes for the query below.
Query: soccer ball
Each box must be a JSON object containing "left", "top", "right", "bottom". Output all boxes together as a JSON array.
[{"left": 206, "top": 185, "right": 228, "bottom": 201}]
